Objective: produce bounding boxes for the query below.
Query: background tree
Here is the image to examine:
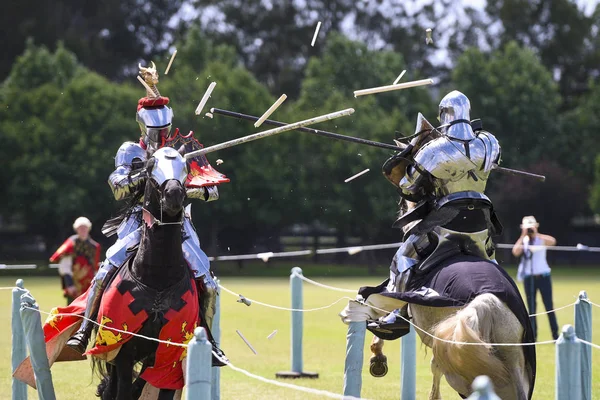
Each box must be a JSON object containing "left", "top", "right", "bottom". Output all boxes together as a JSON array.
[
  {"left": 451, "top": 41, "right": 562, "bottom": 169},
  {"left": 292, "top": 34, "right": 436, "bottom": 245},
  {"left": 0, "top": 41, "right": 139, "bottom": 250},
  {"left": 0, "top": 0, "right": 184, "bottom": 81},
  {"left": 484, "top": 0, "right": 600, "bottom": 108}
]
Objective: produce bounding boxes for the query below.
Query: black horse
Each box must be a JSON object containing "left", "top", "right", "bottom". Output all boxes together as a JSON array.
[{"left": 94, "top": 147, "right": 198, "bottom": 400}]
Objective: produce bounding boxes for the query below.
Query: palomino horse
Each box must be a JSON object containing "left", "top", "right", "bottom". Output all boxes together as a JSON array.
[{"left": 366, "top": 256, "right": 535, "bottom": 400}]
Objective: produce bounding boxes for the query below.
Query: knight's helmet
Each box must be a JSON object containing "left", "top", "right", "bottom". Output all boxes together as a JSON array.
[
  {"left": 136, "top": 61, "right": 174, "bottom": 154},
  {"left": 438, "top": 90, "right": 476, "bottom": 140}
]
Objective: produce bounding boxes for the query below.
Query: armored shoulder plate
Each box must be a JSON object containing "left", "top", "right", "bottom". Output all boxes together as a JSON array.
[
  {"left": 115, "top": 142, "right": 146, "bottom": 168},
  {"left": 475, "top": 130, "right": 501, "bottom": 172},
  {"left": 413, "top": 137, "right": 474, "bottom": 181}
]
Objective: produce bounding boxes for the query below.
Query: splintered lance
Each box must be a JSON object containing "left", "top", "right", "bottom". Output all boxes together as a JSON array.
[{"left": 184, "top": 108, "right": 355, "bottom": 159}]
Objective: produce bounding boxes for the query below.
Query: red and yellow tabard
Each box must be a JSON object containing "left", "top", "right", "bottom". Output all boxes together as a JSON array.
[
  {"left": 50, "top": 235, "right": 101, "bottom": 296},
  {"left": 86, "top": 263, "right": 199, "bottom": 389}
]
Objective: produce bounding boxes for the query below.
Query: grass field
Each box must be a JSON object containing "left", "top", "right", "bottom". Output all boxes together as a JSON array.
[{"left": 0, "top": 267, "right": 598, "bottom": 399}]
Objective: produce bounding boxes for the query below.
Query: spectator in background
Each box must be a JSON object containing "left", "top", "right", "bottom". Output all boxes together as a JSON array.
[
  {"left": 512, "top": 215, "right": 559, "bottom": 340},
  {"left": 49, "top": 217, "right": 101, "bottom": 304}
]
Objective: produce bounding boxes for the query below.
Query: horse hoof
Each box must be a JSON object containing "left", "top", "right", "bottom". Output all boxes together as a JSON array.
[{"left": 369, "top": 355, "right": 388, "bottom": 378}]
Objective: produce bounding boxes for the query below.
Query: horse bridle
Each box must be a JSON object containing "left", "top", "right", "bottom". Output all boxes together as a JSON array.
[{"left": 142, "top": 178, "right": 185, "bottom": 227}]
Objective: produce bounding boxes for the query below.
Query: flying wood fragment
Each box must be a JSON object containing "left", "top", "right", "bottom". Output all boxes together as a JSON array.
[
  {"left": 205, "top": 112, "right": 213, "bottom": 119},
  {"left": 195, "top": 82, "right": 217, "bottom": 115},
  {"left": 237, "top": 295, "right": 252, "bottom": 306},
  {"left": 311, "top": 21, "right": 322, "bottom": 47},
  {"left": 164, "top": 49, "right": 177, "bottom": 74},
  {"left": 344, "top": 168, "right": 370, "bottom": 183},
  {"left": 267, "top": 330, "right": 278, "bottom": 340},
  {"left": 353, "top": 78, "right": 434, "bottom": 97},
  {"left": 254, "top": 94, "right": 287, "bottom": 128},
  {"left": 393, "top": 70, "right": 407, "bottom": 85},
  {"left": 216, "top": 159, "right": 224, "bottom": 165},
  {"left": 347, "top": 247, "right": 363, "bottom": 255},
  {"left": 257, "top": 252, "right": 275, "bottom": 262},
  {"left": 236, "top": 329, "right": 258, "bottom": 354}
]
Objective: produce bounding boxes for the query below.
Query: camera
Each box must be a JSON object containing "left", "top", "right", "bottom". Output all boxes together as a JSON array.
[{"left": 527, "top": 228, "right": 534, "bottom": 234}]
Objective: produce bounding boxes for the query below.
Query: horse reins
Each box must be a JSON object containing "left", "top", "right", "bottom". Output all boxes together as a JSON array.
[{"left": 143, "top": 178, "right": 185, "bottom": 227}]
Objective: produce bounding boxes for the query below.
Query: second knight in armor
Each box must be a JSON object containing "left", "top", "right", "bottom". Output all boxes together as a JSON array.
[
  {"left": 383, "top": 90, "right": 502, "bottom": 295},
  {"left": 66, "top": 64, "right": 229, "bottom": 362},
  {"left": 341, "top": 90, "right": 503, "bottom": 336}
]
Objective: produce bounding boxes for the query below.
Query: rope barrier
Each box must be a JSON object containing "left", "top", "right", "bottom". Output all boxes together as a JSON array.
[
  {"left": 292, "top": 274, "right": 356, "bottom": 293},
  {"left": 579, "top": 338, "right": 600, "bottom": 351},
  {"left": 495, "top": 243, "right": 600, "bottom": 252},
  {"left": 22, "top": 306, "right": 188, "bottom": 348},
  {"left": 528, "top": 301, "right": 578, "bottom": 316},
  {"left": 356, "top": 299, "right": 559, "bottom": 347},
  {"left": 587, "top": 299, "right": 600, "bottom": 309},
  {"left": 13, "top": 289, "right": 600, "bottom": 400},
  {"left": 221, "top": 358, "right": 367, "bottom": 400},
  {"left": 219, "top": 284, "right": 350, "bottom": 312},
  {"left": 22, "top": 305, "right": 367, "bottom": 399},
  {"left": 4, "top": 240, "right": 600, "bottom": 270},
  {"left": 286, "top": 274, "right": 580, "bottom": 318},
  {"left": 218, "top": 283, "right": 595, "bottom": 348}
]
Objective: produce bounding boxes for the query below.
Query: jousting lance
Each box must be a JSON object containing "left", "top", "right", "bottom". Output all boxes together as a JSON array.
[
  {"left": 208, "top": 107, "right": 546, "bottom": 182},
  {"left": 184, "top": 108, "right": 355, "bottom": 159},
  {"left": 210, "top": 107, "right": 400, "bottom": 151}
]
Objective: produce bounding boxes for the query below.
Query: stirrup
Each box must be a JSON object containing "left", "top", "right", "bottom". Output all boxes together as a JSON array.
[
  {"left": 211, "top": 343, "right": 228, "bottom": 367},
  {"left": 211, "top": 345, "right": 228, "bottom": 367},
  {"left": 66, "top": 331, "right": 90, "bottom": 355}
]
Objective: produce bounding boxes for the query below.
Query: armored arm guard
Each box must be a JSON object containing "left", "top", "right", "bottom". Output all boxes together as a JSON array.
[
  {"left": 187, "top": 186, "right": 219, "bottom": 201},
  {"left": 108, "top": 142, "right": 147, "bottom": 201}
]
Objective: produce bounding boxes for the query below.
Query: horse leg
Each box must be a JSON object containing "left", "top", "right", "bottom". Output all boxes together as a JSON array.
[
  {"left": 369, "top": 335, "right": 388, "bottom": 377},
  {"left": 131, "top": 376, "right": 147, "bottom": 399},
  {"left": 115, "top": 354, "right": 134, "bottom": 400},
  {"left": 429, "top": 357, "right": 443, "bottom": 400},
  {"left": 98, "top": 364, "right": 119, "bottom": 400},
  {"left": 158, "top": 389, "right": 176, "bottom": 400}
]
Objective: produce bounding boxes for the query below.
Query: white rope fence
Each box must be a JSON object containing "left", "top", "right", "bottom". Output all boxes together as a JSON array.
[
  {"left": 218, "top": 273, "right": 600, "bottom": 348},
  {"left": 219, "top": 284, "right": 350, "bottom": 312},
  {"left": 23, "top": 306, "right": 188, "bottom": 348},
  {"left": 4, "top": 241, "right": 600, "bottom": 271},
  {"left": 21, "top": 305, "right": 367, "bottom": 400},
  {"left": 292, "top": 273, "right": 356, "bottom": 293},
  {"left": 529, "top": 301, "right": 578, "bottom": 317},
  {"left": 217, "top": 288, "right": 592, "bottom": 348},
  {"left": 296, "top": 275, "right": 580, "bottom": 317}
]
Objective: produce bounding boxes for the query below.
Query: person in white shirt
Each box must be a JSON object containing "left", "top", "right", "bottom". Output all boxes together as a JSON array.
[{"left": 512, "top": 215, "right": 558, "bottom": 340}]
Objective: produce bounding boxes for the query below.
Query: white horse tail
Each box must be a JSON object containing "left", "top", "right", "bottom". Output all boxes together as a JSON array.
[{"left": 431, "top": 293, "right": 511, "bottom": 389}]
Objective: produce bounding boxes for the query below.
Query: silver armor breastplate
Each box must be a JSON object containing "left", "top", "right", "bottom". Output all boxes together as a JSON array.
[{"left": 399, "top": 130, "right": 500, "bottom": 199}]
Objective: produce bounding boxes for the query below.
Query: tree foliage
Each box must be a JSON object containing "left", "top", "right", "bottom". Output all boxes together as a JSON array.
[
  {"left": 451, "top": 42, "right": 562, "bottom": 169},
  {"left": 5, "top": 1, "right": 600, "bottom": 256},
  {"left": 485, "top": 0, "right": 600, "bottom": 107},
  {"left": 0, "top": 42, "right": 138, "bottom": 249},
  {"left": 0, "top": 0, "right": 184, "bottom": 80}
]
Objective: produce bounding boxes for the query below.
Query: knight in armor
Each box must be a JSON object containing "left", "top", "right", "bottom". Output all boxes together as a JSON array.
[
  {"left": 66, "top": 63, "right": 229, "bottom": 363},
  {"left": 340, "top": 90, "right": 503, "bottom": 337}
]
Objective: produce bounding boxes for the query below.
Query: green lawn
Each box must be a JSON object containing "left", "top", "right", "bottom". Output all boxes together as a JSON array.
[{"left": 0, "top": 267, "right": 598, "bottom": 399}]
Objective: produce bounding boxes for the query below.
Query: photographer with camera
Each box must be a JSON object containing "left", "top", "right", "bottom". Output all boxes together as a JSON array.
[{"left": 512, "top": 216, "right": 559, "bottom": 340}]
